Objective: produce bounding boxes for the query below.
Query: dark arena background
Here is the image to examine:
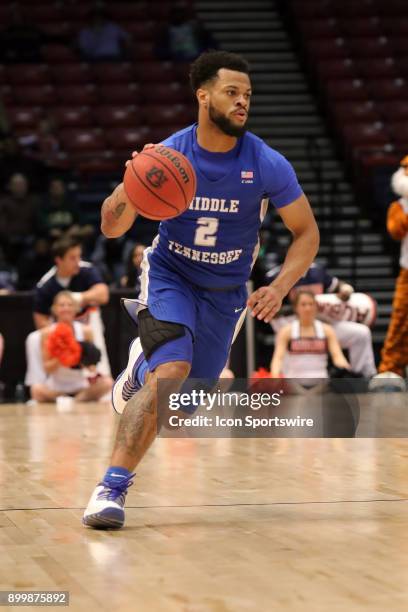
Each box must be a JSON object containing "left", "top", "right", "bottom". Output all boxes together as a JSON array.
[{"left": 0, "top": 1, "right": 407, "bottom": 611}]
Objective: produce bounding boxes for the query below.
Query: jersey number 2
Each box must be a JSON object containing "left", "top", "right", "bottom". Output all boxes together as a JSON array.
[{"left": 194, "top": 217, "right": 219, "bottom": 247}]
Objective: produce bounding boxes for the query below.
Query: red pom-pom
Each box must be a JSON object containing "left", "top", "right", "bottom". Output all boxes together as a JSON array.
[{"left": 46, "top": 322, "right": 82, "bottom": 367}]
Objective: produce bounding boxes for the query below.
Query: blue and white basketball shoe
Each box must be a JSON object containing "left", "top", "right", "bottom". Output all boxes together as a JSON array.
[
  {"left": 111, "top": 337, "right": 145, "bottom": 414},
  {"left": 82, "top": 473, "right": 135, "bottom": 529}
]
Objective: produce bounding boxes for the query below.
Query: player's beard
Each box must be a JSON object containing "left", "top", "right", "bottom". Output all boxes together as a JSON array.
[
  {"left": 208, "top": 103, "right": 247, "bottom": 137},
  {"left": 391, "top": 167, "right": 408, "bottom": 198}
]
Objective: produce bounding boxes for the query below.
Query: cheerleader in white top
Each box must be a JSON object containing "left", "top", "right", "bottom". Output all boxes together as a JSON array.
[
  {"left": 270, "top": 291, "right": 350, "bottom": 379},
  {"left": 30, "top": 291, "right": 113, "bottom": 403}
]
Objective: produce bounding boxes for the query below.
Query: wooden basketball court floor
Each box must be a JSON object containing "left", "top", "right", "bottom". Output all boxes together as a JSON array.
[{"left": 1, "top": 395, "right": 408, "bottom": 612}]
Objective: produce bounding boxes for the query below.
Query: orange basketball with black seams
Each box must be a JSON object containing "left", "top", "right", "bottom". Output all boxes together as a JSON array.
[{"left": 123, "top": 145, "right": 197, "bottom": 220}]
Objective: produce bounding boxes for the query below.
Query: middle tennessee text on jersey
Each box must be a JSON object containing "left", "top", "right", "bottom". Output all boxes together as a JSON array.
[{"left": 147, "top": 124, "right": 303, "bottom": 289}]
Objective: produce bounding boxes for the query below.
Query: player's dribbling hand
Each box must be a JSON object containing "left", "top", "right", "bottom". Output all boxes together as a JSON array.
[
  {"left": 247, "top": 285, "right": 284, "bottom": 323},
  {"left": 125, "top": 144, "right": 156, "bottom": 167}
]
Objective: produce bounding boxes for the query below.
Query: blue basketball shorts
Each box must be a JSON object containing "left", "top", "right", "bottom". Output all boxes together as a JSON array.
[{"left": 138, "top": 257, "right": 247, "bottom": 379}]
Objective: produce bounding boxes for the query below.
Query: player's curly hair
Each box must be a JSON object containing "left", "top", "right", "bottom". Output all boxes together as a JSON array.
[{"left": 189, "top": 50, "right": 250, "bottom": 91}]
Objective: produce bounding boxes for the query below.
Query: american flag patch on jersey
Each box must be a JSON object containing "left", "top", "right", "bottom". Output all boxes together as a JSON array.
[{"left": 241, "top": 170, "right": 254, "bottom": 179}]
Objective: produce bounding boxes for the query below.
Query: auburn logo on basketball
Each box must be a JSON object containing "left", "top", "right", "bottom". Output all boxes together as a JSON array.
[{"left": 145, "top": 166, "right": 168, "bottom": 189}]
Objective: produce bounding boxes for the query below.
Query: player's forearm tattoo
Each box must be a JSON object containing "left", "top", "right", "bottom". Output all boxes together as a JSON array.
[{"left": 112, "top": 201, "right": 126, "bottom": 219}]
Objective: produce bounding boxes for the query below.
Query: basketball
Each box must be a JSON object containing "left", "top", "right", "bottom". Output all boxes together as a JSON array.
[{"left": 123, "top": 145, "right": 196, "bottom": 220}]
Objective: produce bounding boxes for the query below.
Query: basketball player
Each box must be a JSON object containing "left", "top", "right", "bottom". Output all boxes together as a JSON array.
[
  {"left": 270, "top": 291, "right": 350, "bottom": 379},
  {"left": 83, "top": 50, "right": 319, "bottom": 528}
]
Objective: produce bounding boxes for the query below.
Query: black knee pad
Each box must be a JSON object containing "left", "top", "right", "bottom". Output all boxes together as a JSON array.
[{"left": 138, "top": 308, "right": 186, "bottom": 360}]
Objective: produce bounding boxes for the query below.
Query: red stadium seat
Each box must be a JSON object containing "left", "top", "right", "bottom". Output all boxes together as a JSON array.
[
  {"left": 292, "top": 1, "right": 331, "bottom": 19},
  {"left": 332, "top": 101, "right": 381, "bottom": 124},
  {"left": 397, "top": 58, "right": 408, "bottom": 78},
  {"left": 92, "top": 63, "right": 134, "bottom": 83},
  {"left": 134, "top": 41, "right": 155, "bottom": 60},
  {"left": 308, "top": 38, "right": 350, "bottom": 59},
  {"left": 8, "top": 107, "right": 43, "bottom": 129},
  {"left": 50, "top": 63, "right": 92, "bottom": 84},
  {"left": 147, "top": 104, "right": 195, "bottom": 126},
  {"left": 367, "top": 78, "right": 408, "bottom": 100},
  {"left": 299, "top": 19, "right": 340, "bottom": 39},
  {"left": 148, "top": 125, "right": 185, "bottom": 143},
  {"left": 377, "top": 101, "right": 408, "bottom": 120},
  {"left": 105, "top": 127, "right": 151, "bottom": 151},
  {"left": 42, "top": 45, "right": 77, "bottom": 64},
  {"left": 356, "top": 58, "right": 399, "bottom": 79},
  {"left": 60, "top": 128, "right": 106, "bottom": 152},
  {"left": 108, "top": 2, "right": 146, "bottom": 20},
  {"left": 340, "top": 18, "right": 381, "bottom": 38},
  {"left": 142, "top": 82, "right": 188, "bottom": 103},
  {"left": 392, "top": 39, "right": 408, "bottom": 55},
  {"left": 0, "top": 86, "right": 13, "bottom": 105},
  {"left": 349, "top": 37, "right": 392, "bottom": 58},
  {"left": 326, "top": 79, "right": 369, "bottom": 101},
  {"left": 53, "top": 107, "right": 93, "bottom": 128},
  {"left": 382, "top": 19, "right": 408, "bottom": 36},
  {"left": 335, "top": 1, "right": 381, "bottom": 18},
  {"left": 388, "top": 123, "right": 408, "bottom": 144},
  {"left": 341, "top": 122, "right": 390, "bottom": 147},
  {"left": 124, "top": 21, "right": 156, "bottom": 41},
  {"left": 6, "top": 64, "right": 50, "bottom": 85},
  {"left": 98, "top": 83, "right": 141, "bottom": 104},
  {"left": 316, "top": 58, "right": 357, "bottom": 79},
  {"left": 95, "top": 106, "right": 140, "bottom": 127},
  {"left": 13, "top": 85, "right": 55, "bottom": 106},
  {"left": 25, "top": 5, "right": 62, "bottom": 23},
  {"left": 56, "top": 85, "right": 98, "bottom": 105},
  {"left": 135, "top": 62, "right": 178, "bottom": 83}
]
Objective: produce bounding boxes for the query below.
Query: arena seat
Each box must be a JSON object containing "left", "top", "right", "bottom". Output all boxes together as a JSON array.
[
  {"left": 356, "top": 58, "right": 399, "bottom": 79},
  {"left": 308, "top": 38, "right": 350, "bottom": 60},
  {"left": 95, "top": 106, "right": 140, "bottom": 128},
  {"left": 60, "top": 128, "right": 106, "bottom": 152},
  {"left": 142, "top": 82, "right": 189, "bottom": 104},
  {"left": 56, "top": 85, "right": 98, "bottom": 105},
  {"left": 105, "top": 127, "right": 151, "bottom": 151},
  {"left": 8, "top": 107, "right": 43, "bottom": 129},
  {"left": 6, "top": 64, "right": 50, "bottom": 85},
  {"left": 340, "top": 18, "right": 382, "bottom": 38},
  {"left": 135, "top": 62, "right": 178, "bottom": 83},
  {"left": 147, "top": 104, "right": 195, "bottom": 126},
  {"left": 341, "top": 122, "right": 391, "bottom": 149},
  {"left": 13, "top": 85, "right": 55, "bottom": 106},
  {"left": 42, "top": 45, "right": 77, "bottom": 63},
  {"left": 298, "top": 19, "right": 341, "bottom": 39},
  {"left": 315, "top": 58, "right": 357, "bottom": 79},
  {"left": 98, "top": 84, "right": 141, "bottom": 104},
  {"left": 332, "top": 101, "right": 381, "bottom": 124},
  {"left": 349, "top": 37, "right": 392, "bottom": 58},
  {"left": 50, "top": 63, "right": 92, "bottom": 84},
  {"left": 377, "top": 101, "right": 408, "bottom": 120},
  {"left": 388, "top": 123, "right": 408, "bottom": 144},
  {"left": 92, "top": 63, "right": 134, "bottom": 84},
  {"left": 367, "top": 78, "right": 408, "bottom": 100},
  {"left": 53, "top": 107, "right": 93, "bottom": 128},
  {"left": 325, "top": 79, "right": 369, "bottom": 101}
]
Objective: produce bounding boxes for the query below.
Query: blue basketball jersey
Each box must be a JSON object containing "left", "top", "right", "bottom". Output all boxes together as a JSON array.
[{"left": 148, "top": 124, "right": 303, "bottom": 289}]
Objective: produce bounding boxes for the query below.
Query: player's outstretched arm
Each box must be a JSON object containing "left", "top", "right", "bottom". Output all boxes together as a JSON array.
[
  {"left": 101, "top": 182, "right": 137, "bottom": 238},
  {"left": 248, "top": 194, "right": 319, "bottom": 322}
]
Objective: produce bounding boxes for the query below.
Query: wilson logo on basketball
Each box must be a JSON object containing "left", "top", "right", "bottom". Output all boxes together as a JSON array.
[
  {"left": 145, "top": 167, "right": 168, "bottom": 189},
  {"left": 155, "top": 145, "right": 191, "bottom": 184}
]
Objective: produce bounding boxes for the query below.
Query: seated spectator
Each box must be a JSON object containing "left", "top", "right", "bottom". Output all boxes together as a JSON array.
[
  {"left": 0, "top": 245, "right": 16, "bottom": 293},
  {"left": 155, "top": 5, "right": 216, "bottom": 61},
  {"left": 0, "top": 5, "right": 45, "bottom": 63},
  {"left": 77, "top": 8, "right": 131, "bottom": 61},
  {"left": 0, "top": 173, "right": 39, "bottom": 265},
  {"left": 91, "top": 234, "right": 129, "bottom": 285},
  {"left": 268, "top": 262, "right": 377, "bottom": 378},
  {"left": 19, "top": 119, "right": 60, "bottom": 165},
  {"left": 119, "top": 243, "right": 146, "bottom": 290},
  {"left": 270, "top": 291, "right": 351, "bottom": 380},
  {"left": 30, "top": 291, "right": 113, "bottom": 403},
  {"left": 33, "top": 237, "right": 111, "bottom": 377},
  {"left": 36, "top": 178, "right": 80, "bottom": 240},
  {"left": 17, "top": 237, "right": 53, "bottom": 290},
  {"left": 0, "top": 135, "right": 47, "bottom": 192}
]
